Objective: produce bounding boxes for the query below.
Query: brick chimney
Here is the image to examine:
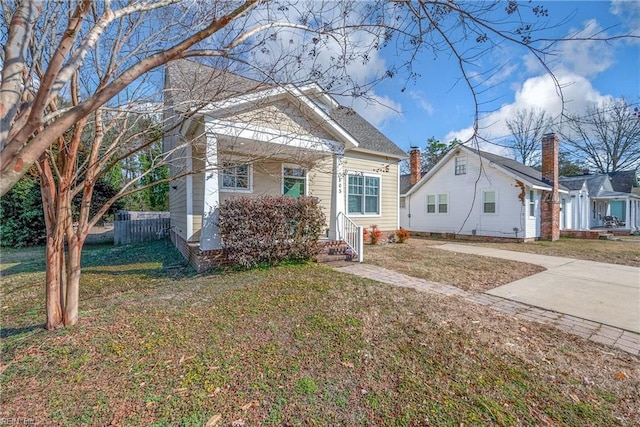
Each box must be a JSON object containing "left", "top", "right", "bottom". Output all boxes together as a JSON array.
[
  {"left": 409, "top": 147, "right": 421, "bottom": 185},
  {"left": 540, "top": 133, "right": 560, "bottom": 241}
]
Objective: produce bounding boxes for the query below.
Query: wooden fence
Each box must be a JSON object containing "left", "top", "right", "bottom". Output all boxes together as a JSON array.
[{"left": 114, "top": 211, "right": 170, "bottom": 245}]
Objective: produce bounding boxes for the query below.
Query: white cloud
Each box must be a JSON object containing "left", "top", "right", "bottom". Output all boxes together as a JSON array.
[
  {"left": 407, "top": 90, "right": 434, "bottom": 115},
  {"left": 553, "top": 19, "right": 616, "bottom": 77},
  {"left": 610, "top": 0, "right": 640, "bottom": 40},
  {"left": 340, "top": 93, "right": 402, "bottom": 128},
  {"left": 243, "top": 3, "right": 397, "bottom": 127},
  {"left": 445, "top": 69, "right": 612, "bottom": 154}
]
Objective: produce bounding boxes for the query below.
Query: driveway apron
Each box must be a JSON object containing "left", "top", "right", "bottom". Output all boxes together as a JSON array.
[{"left": 434, "top": 243, "right": 640, "bottom": 333}]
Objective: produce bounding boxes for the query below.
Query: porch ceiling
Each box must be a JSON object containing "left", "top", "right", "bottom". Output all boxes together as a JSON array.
[{"left": 215, "top": 136, "right": 333, "bottom": 165}]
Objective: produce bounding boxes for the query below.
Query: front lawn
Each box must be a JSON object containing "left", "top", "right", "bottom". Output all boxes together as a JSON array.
[
  {"left": 1, "top": 241, "right": 638, "bottom": 425},
  {"left": 364, "top": 239, "right": 545, "bottom": 293},
  {"left": 460, "top": 237, "right": 640, "bottom": 267}
]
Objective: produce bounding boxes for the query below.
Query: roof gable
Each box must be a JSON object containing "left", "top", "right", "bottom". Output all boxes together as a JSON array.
[
  {"left": 165, "top": 59, "right": 405, "bottom": 158},
  {"left": 404, "top": 145, "right": 556, "bottom": 196}
]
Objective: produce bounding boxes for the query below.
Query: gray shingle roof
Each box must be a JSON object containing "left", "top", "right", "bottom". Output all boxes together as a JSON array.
[
  {"left": 559, "top": 174, "right": 609, "bottom": 196},
  {"left": 164, "top": 59, "right": 270, "bottom": 111},
  {"left": 558, "top": 175, "right": 587, "bottom": 191},
  {"left": 327, "top": 106, "right": 407, "bottom": 158},
  {"left": 164, "top": 60, "right": 406, "bottom": 158},
  {"left": 608, "top": 170, "right": 637, "bottom": 193},
  {"left": 468, "top": 149, "right": 571, "bottom": 190},
  {"left": 400, "top": 174, "right": 415, "bottom": 195}
]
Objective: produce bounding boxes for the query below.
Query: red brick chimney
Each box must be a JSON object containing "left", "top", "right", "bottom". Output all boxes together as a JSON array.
[
  {"left": 540, "top": 133, "right": 560, "bottom": 241},
  {"left": 409, "top": 147, "right": 421, "bottom": 186}
]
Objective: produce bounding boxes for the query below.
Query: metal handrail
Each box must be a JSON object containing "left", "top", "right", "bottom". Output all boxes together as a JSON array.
[{"left": 336, "top": 212, "right": 363, "bottom": 263}]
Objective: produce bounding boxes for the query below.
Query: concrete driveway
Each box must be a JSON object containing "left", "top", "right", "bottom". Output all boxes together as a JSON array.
[{"left": 434, "top": 243, "right": 640, "bottom": 333}]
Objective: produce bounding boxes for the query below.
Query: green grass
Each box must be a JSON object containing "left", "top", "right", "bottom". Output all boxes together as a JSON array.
[{"left": 1, "top": 241, "right": 638, "bottom": 425}]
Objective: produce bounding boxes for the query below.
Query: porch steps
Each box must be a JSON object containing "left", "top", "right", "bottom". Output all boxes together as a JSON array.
[
  {"left": 598, "top": 233, "right": 616, "bottom": 240},
  {"left": 316, "top": 240, "right": 357, "bottom": 267}
]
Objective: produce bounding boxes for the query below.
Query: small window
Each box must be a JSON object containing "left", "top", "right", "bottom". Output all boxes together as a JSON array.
[
  {"left": 438, "top": 194, "right": 448, "bottom": 213},
  {"left": 529, "top": 190, "right": 535, "bottom": 217},
  {"left": 283, "top": 166, "right": 306, "bottom": 197},
  {"left": 399, "top": 197, "right": 406, "bottom": 208},
  {"left": 483, "top": 191, "right": 496, "bottom": 214},
  {"left": 455, "top": 156, "right": 467, "bottom": 175},
  {"left": 427, "top": 194, "right": 447, "bottom": 214},
  {"left": 222, "top": 164, "right": 251, "bottom": 190},
  {"left": 427, "top": 195, "right": 436, "bottom": 213}
]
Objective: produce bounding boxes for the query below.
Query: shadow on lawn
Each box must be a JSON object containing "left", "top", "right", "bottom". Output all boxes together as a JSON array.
[
  {"left": 0, "top": 324, "right": 43, "bottom": 339},
  {"left": 0, "top": 240, "right": 191, "bottom": 278}
]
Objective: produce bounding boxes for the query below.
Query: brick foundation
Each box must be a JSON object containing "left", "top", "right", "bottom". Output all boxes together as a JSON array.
[
  {"left": 170, "top": 230, "right": 232, "bottom": 272},
  {"left": 409, "top": 231, "right": 524, "bottom": 243}
]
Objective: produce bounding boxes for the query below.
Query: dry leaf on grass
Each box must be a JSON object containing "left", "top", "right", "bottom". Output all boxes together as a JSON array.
[{"left": 205, "top": 414, "right": 222, "bottom": 426}]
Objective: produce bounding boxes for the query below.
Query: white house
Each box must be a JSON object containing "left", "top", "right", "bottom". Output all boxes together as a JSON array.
[
  {"left": 559, "top": 171, "right": 640, "bottom": 230},
  {"left": 163, "top": 60, "right": 407, "bottom": 270},
  {"left": 400, "top": 134, "right": 565, "bottom": 241}
]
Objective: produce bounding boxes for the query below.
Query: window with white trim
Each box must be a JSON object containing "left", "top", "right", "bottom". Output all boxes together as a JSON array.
[
  {"left": 529, "top": 190, "right": 535, "bottom": 217},
  {"left": 348, "top": 174, "right": 380, "bottom": 215},
  {"left": 455, "top": 155, "right": 467, "bottom": 175},
  {"left": 221, "top": 164, "right": 251, "bottom": 191},
  {"left": 283, "top": 166, "right": 306, "bottom": 197},
  {"left": 483, "top": 190, "right": 496, "bottom": 214},
  {"left": 427, "top": 193, "right": 448, "bottom": 214}
]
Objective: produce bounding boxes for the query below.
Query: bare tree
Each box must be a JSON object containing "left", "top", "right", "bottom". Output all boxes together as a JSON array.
[
  {"left": 2, "top": 0, "right": 638, "bottom": 329},
  {"left": 559, "top": 98, "right": 640, "bottom": 173},
  {"left": 505, "top": 108, "right": 552, "bottom": 166},
  {"left": 4, "top": 0, "right": 635, "bottom": 195}
]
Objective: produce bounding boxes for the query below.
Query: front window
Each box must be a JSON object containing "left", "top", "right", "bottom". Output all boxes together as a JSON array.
[
  {"left": 427, "top": 194, "right": 448, "bottom": 214},
  {"left": 348, "top": 174, "right": 380, "bottom": 215},
  {"left": 483, "top": 191, "right": 496, "bottom": 214},
  {"left": 222, "top": 164, "right": 251, "bottom": 190},
  {"left": 283, "top": 166, "right": 306, "bottom": 197},
  {"left": 455, "top": 156, "right": 467, "bottom": 175}
]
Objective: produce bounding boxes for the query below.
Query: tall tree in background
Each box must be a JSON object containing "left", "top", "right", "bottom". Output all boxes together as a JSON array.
[
  {"left": 505, "top": 108, "right": 552, "bottom": 166},
  {"left": 559, "top": 98, "right": 640, "bottom": 173},
  {"left": 421, "top": 137, "right": 460, "bottom": 173}
]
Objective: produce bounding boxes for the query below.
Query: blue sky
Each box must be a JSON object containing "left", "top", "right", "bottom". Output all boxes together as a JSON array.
[{"left": 344, "top": 0, "right": 640, "bottom": 156}]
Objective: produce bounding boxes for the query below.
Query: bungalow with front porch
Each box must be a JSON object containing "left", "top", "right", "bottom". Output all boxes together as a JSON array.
[{"left": 163, "top": 60, "right": 407, "bottom": 270}]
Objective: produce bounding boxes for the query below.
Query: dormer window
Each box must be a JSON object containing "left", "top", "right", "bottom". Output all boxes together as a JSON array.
[{"left": 455, "top": 155, "right": 467, "bottom": 175}]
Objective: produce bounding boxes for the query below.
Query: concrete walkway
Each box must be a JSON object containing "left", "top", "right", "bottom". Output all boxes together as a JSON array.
[
  {"left": 434, "top": 243, "right": 640, "bottom": 333},
  {"left": 336, "top": 260, "right": 640, "bottom": 356}
]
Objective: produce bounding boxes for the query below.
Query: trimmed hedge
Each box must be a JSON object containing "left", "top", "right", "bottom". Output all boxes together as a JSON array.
[{"left": 218, "top": 195, "right": 326, "bottom": 268}]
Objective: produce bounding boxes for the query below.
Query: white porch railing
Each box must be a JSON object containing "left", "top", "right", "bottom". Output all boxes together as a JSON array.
[{"left": 336, "top": 212, "right": 363, "bottom": 263}]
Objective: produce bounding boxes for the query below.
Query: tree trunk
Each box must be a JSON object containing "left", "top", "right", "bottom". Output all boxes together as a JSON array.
[
  {"left": 63, "top": 234, "right": 83, "bottom": 327},
  {"left": 44, "top": 235, "right": 63, "bottom": 330}
]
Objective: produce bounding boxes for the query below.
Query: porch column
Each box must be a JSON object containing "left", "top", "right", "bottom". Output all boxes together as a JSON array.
[
  {"left": 200, "top": 133, "right": 222, "bottom": 251},
  {"left": 329, "top": 150, "right": 345, "bottom": 240}
]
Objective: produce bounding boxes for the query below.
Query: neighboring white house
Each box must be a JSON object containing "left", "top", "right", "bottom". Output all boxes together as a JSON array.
[
  {"left": 559, "top": 171, "right": 640, "bottom": 230},
  {"left": 163, "top": 60, "right": 407, "bottom": 270},
  {"left": 400, "top": 134, "right": 566, "bottom": 241}
]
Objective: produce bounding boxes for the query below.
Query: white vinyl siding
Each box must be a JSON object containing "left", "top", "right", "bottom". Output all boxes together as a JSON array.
[{"left": 401, "top": 148, "right": 537, "bottom": 239}]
